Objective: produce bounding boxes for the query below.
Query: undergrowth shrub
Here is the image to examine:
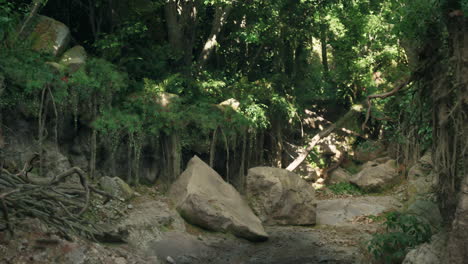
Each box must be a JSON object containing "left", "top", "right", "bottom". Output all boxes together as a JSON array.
[
  {"left": 328, "top": 182, "right": 363, "bottom": 195},
  {"left": 367, "top": 211, "right": 432, "bottom": 263}
]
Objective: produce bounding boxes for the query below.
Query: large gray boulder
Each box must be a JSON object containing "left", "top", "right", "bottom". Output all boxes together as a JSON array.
[
  {"left": 350, "top": 159, "right": 400, "bottom": 192},
  {"left": 169, "top": 156, "right": 268, "bottom": 241},
  {"left": 30, "top": 15, "right": 71, "bottom": 56},
  {"left": 403, "top": 232, "right": 448, "bottom": 264},
  {"left": 246, "top": 167, "right": 316, "bottom": 226}
]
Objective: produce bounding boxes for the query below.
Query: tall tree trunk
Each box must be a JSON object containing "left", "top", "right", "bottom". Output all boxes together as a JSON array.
[
  {"left": 165, "top": 1, "right": 184, "bottom": 56},
  {"left": 198, "top": 5, "right": 232, "bottom": 68},
  {"left": 161, "top": 133, "right": 181, "bottom": 182},
  {"left": 209, "top": 127, "right": 218, "bottom": 168},
  {"left": 181, "top": 1, "right": 197, "bottom": 67},
  {"left": 271, "top": 119, "right": 283, "bottom": 168},
  {"left": 444, "top": 8, "right": 468, "bottom": 263},
  {"left": 89, "top": 97, "right": 97, "bottom": 179},
  {"left": 320, "top": 23, "right": 329, "bottom": 77},
  {"left": 87, "top": 0, "right": 103, "bottom": 42},
  {"left": 258, "top": 132, "right": 265, "bottom": 165},
  {"left": 164, "top": 0, "right": 198, "bottom": 67},
  {"left": 239, "top": 129, "right": 247, "bottom": 193},
  {"left": 0, "top": 75, "right": 4, "bottom": 149}
]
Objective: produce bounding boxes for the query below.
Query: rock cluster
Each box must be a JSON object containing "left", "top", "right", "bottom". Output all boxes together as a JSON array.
[{"left": 169, "top": 156, "right": 268, "bottom": 241}]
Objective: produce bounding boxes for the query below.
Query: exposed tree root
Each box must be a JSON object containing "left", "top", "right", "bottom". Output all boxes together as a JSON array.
[{"left": 0, "top": 159, "right": 117, "bottom": 239}]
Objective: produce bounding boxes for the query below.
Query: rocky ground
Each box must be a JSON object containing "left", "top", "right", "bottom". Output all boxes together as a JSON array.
[
  {"left": 1, "top": 136, "right": 436, "bottom": 264},
  {"left": 143, "top": 194, "right": 403, "bottom": 264},
  {"left": 0, "top": 184, "right": 405, "bottom": 264}
]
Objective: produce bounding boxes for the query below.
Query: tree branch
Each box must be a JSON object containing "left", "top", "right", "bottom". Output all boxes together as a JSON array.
[{"left": 361, "top": 77, "right": 412, "bottom": 131}]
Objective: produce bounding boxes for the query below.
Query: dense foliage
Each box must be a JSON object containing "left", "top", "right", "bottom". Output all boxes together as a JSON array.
[
  {"left": 1, "top": 0, "right": 467, "bottom": 262},
  {"left": 0, "top": 0, "right": 461, "bottom": 180},
  {"left": 367, "top": 212, "right": 432, "bottom": 263}
]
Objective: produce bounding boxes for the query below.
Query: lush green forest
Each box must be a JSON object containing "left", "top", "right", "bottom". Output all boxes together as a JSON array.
[
  {"left": 0, "top": 0, "right": 439, "bottom": 182},
  {"left": 0, "top": 0, "right": 466, "bottom": 263}
]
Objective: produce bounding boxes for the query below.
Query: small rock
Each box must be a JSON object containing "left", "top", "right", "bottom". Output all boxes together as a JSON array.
[
  {"left": 327, "top": 168, "right": 351, "bottom": 184},
  {"left": 114, "top": 257, "right": 127, "bottom": 264},
  {"left": 59, "top": 45, "right": 87, "bottom": 73},
  {"left": 166, "top": 256, "right": 176, "bottom": 264},
  {"left": 350, "top": 159, "right": 400, "bottom": 192},
  {"left": 127, "top": 204, "right": 134, "bottom": 209},
  {"left": 99, "top": 176, "right": 134, "bottom": 200},
  {"left": 218, "top": 98, "right": 240, "bottom": 111},
  {"left": 312, "top": 182, "right": 326, "bottom": 190}
]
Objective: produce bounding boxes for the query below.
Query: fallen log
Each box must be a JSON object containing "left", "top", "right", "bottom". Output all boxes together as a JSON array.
[
  {"left": 286, "top": 124, "right": 336, "bottom": 171},
  {"left": 286, "top": 105, "right": 365, "bottom": 172}
]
